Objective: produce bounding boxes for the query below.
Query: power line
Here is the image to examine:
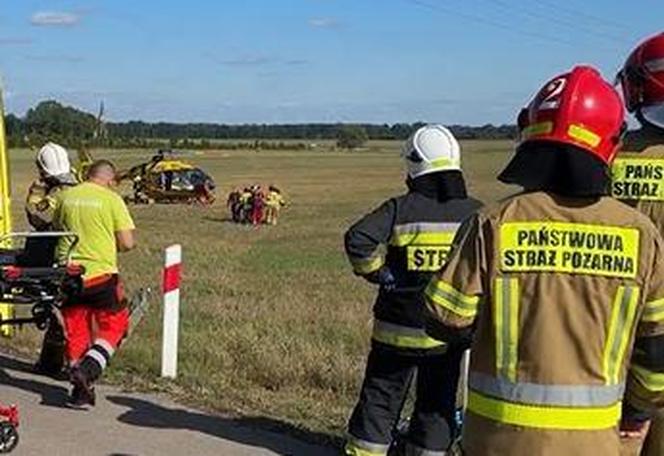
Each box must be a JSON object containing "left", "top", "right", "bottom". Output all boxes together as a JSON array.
[
  {"left": 403, "top": 0, "right": 617, "bottom": 52},
  {"left": 533, "top": 0, "right": 634, "bottom": 35},
  {"left": 478, "top": 0, "right": 628, "bottom": 44}
]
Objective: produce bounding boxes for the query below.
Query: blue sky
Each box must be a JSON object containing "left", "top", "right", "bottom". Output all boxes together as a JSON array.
[{"left": 0, "top": 0, "right": 662, "bottom": 124}]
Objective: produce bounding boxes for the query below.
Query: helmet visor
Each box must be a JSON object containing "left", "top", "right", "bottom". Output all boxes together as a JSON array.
[{"left": 642, "top": 103, "right": 664, "bottom": 129}]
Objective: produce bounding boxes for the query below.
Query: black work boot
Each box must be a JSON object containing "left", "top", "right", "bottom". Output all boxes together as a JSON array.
[
  {"left": 67, "top": 366, "right": 96, "bottom": 409},
  {"left": 34, "top": 322, "right": 67, "bottom": 379}
]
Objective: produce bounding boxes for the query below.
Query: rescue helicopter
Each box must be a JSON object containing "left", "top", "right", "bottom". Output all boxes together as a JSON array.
[
  {"left": 117, "top": 149, "right": 216, "bottom": 205},
  {"left": 76, "top": 103, "right": 216, "bottom": 205},
  {"left": 76, "top": 147, "right": 216, "bottom": 205}
]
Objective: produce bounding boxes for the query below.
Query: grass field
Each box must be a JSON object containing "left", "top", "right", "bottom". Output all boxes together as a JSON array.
[{"left": 2, "top": 140, "right": 518, "bottom": 444}]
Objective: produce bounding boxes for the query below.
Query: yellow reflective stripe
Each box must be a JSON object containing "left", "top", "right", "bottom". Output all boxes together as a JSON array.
[
  {"left": 643, "top": 298, "right": 664, "bottom": 322},
  {"left": 372, "top": 332, "right": 444, "bottom": 349},
  {"left": 372, "top": 321, "right": 445, "bottom": 350},
  {"left": 632, "top": 365, "right": 664, "bottom": 392},
  {"left": 429, "top": 157, "right": 458, "bottom": 170},
  {"left": 429, "top": 280, "right": 479, "bottom": 306},
  {"left": 0, "top": 90, "right": 14, "bottom": 337},
  {"left": 391, "top": 223, "right": 460, "bottom": 247},
  {"left": 391, "top": 231, "right": 456, "bottom": 247},
  {"left": 350, "top": 254, "right": 384, "bottom": 275},
  {"left": 603, "top": 286, "right": 640, "bottom": 385},
  {"left": 613, "top": 288, "right": 640, "bottom": 384},
  {"left": 425, "top": 280, "right": 479, "bottom": 318},
  {"left": 522, "top": 121, "right": 553, "bottom": 138},
  {"left": 345, "top": 447, "right": 385, "bottom": 456},
  {"left": 507, "top": 279, "right": 520, "bottom": 382},
  {"left": 495, "top": 280, "right": 505, "bottom": 383},
  {"left": 345, "top": 437, "right": 389, "bottom": 456},
  {"left": 495, "top": 278, "right": 520, "bottom": 382},
  {"left": 467, "top": 390, "right": 621, "bottom": 430},
  {"left": 602, "top": 287, "right": 624, "bottom": 384},
  {"left": 568, "top": 124, "right": 601, "bottom": 148},
  {"left": 395, "top": 231, "right": 456, "bottom": 246}
]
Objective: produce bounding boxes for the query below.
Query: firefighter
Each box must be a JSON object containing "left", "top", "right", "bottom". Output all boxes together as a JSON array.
[
  {"left": 26, "top": 142, "right": 77, "bottom": 231},
  {"left": 53, "top": 160, "right": 136, "bottom": 408},
  {"left": 250, "top": 185, "right": 265, "bottom": 225},
  {"left": 26, "top": 142, "right": 78, "bottom": 377},
  {"left": 423, "top": 65, "right": 664, "bottom": 456},
  {"left": 612, "top": 32, "right": 664, "bottom": 456},
  {"left": 227, "top": 189, "right": 241, "bottom": 222},
  {"left": 239, "top": 187, "right": 253, "bottom": 223},
  {"left": 264, "top": 185, "right": 286, "bottom": 225},
  {"left": 344, "top": 125, "right": 483, "bottom": 456}
]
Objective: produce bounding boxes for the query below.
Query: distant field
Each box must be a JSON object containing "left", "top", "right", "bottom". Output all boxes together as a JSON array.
[{"left": 2, "top": 140, "right": 518, "bottom": 441}]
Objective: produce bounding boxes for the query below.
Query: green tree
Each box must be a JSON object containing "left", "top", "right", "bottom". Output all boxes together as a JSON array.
[
  {"left": 24, "top": 100, "right": 97, "bottom": 146},
  {"left": 336, "top": 124, "right": 369, "bottom": 149}
]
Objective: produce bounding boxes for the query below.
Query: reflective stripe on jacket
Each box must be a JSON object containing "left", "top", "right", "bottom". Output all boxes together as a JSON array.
[
  {"left": 613, "top": 130, "right": 664, "bottom": 419},
  {"left": 425, "top": 191, "right": 664, "bottom": 455},
  {"left": 345, "top": 191, "right": 481, "bottom": 353}
]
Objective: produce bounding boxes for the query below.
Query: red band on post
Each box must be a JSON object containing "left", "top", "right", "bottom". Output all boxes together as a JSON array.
[{"left": 163, "top": 264, "right": 181, "bottom": 294}]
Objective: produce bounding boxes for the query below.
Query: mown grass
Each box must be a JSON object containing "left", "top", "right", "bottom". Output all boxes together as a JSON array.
[{"left": 1, "top": 140, "right": 518, "bottom": 440}]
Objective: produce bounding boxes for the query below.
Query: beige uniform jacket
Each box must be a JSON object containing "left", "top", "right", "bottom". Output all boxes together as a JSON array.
[
  {"left": 424, "top": 191, "right": 664, "bottom": 456},
  {"left": 25, "top": 179, "right": 62, "bottom": 230},
  {"left": 613, "top": 130, "right": 664, "bottom": 456}
]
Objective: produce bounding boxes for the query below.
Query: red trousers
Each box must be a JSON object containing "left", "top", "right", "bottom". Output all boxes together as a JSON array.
[
  {"left": 251, "top": 203, "right": 264, "bottom": 225},
  {"left": 62, "top": 306, "right": 129, "bottom": 363}
]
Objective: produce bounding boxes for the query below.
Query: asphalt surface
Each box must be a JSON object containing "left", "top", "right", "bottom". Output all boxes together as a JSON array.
[{"left": 0, "top": 354, "right": 338, "bottom": 456}]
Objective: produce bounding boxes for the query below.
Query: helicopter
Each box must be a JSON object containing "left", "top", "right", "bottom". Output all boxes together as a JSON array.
[
  {"left": 74, "top": 103, "right": 216, "bottom": 205},
  {"left": 117, "top": 149, "right": 216, "bottom": 205},
  {"left": 24, "top": 101, "right": 217, "bottom": 206}
]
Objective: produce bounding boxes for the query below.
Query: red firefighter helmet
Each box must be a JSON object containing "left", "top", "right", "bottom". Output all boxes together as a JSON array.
[
  {"left": 519, "top": 65, "right": 626, "bottom": 165},
  {"left": 619, "top": 33, "right": 664, "bottom": 126}
]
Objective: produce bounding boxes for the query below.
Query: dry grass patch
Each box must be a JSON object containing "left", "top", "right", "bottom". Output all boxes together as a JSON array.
[{"left": 1, "top": 141, "right": 516, "bottom": 439}]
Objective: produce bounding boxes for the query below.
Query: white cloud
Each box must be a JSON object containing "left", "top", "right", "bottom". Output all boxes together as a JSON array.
[
  {"left": 308, "top": 17, "right": 342, "bottom": 29},
  {"left": 30, "top": 11, "right": 81, "bottom": 27}
]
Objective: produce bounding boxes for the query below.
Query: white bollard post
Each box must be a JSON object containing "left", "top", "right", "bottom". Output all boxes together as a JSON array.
[{"left": 161, "top": 244, "right": 182, "bottom": 378}]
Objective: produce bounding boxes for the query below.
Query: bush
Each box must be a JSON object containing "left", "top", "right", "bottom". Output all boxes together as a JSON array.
[{"left": 336, "top": 125, "right": 368, "bottom": 150}]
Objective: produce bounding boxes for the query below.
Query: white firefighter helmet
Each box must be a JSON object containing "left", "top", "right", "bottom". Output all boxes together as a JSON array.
[
  {"left": 36, "top": 142, "right": 75, "bottom": 183},
  {"left": 402, "top": 125, "right": 461, "bottom": 179}
]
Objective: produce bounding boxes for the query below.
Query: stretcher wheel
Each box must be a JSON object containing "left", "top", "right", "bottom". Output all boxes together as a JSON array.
[{"left": 0, "top": 423, "right": 18, "bottom": 453}]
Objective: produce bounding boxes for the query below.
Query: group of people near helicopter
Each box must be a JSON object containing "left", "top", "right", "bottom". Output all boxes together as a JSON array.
[{"left": 226, "top": 185, "right": 287, "bottom": 225}]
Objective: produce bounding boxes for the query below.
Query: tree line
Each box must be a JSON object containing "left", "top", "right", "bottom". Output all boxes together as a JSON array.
[{"left": 5, "top": 100, "right": 517, "bottom": 149}]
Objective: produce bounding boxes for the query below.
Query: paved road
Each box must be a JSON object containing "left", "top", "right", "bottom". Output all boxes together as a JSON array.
[{"left": 0, "top": 354, "right": 337, "bottom": 456}]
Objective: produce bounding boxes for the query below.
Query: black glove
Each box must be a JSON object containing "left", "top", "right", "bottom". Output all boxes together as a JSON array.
[
  {"left": 621, "top": 402, "right": 652, "bottom": 424},
  {"left": 425, "top": 314, "right": 474, "bottom": 349},
  {"left": 363, "top": 266, "right": 396, "bottom": 291}
]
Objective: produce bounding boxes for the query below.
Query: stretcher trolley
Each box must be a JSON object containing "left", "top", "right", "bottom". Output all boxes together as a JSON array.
[{"left": 0, "top": 232, "right": 83, "bottom": 453}]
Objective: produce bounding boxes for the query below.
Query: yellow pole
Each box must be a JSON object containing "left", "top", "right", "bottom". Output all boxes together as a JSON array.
[{"left": 0, "top": 87, "right": 14, "bottom": 337}]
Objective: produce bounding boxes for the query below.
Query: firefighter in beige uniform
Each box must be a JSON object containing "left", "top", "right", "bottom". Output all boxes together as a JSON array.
[
  {"left": 423, "top": 66, "right": 664, "bottom": 456},
  {"left": 612, "top": 32, "right": 664, "bottom": 456},
  {"left": 26, "top": 143, "right": 77, "bottom": 376}
]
